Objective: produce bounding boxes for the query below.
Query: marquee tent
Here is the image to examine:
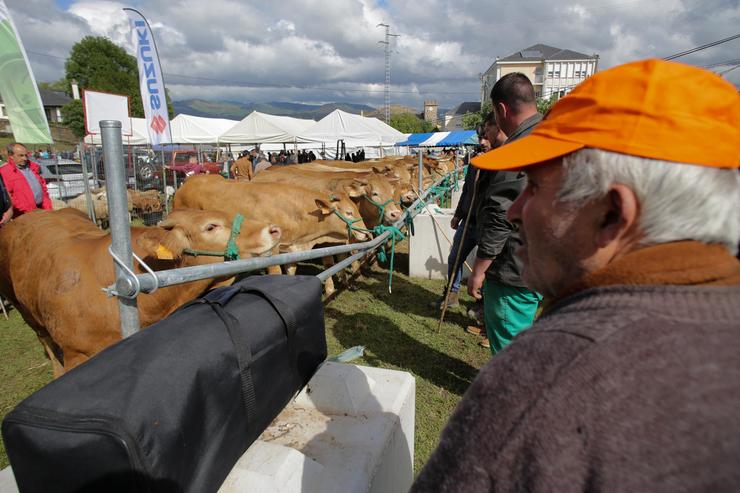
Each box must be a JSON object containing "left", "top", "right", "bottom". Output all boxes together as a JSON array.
[
  {"left": 170, "top": 114, "right": 238, "bottom": 144},
  {"left": 397, "top": 130, "right": 477, "bottom": 147},
  {"left": 299, "top": 109, "right": 406, "bottom": 147},
  {"left": 396, "top": 132, "right": 435, "bottom": 146},
  {"left": 435, "top": 130, "right": 477, "bottom": 146},
  {"left": 219, "top": 111, "right": 315, "bottom": 144}
]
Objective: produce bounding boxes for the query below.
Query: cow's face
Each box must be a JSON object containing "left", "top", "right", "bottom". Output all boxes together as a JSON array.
[
  {"left": 363, "top": 176, "right": 402, "bottom": 225},
  {"left": 139, "top": 209, "right": 281, "bottom": 262},
  {"left": 315, "top": 194, "right": 371, "bottom": 242},
  {"left": 344, "top": 178, "right": 369, "bottom": 198}
]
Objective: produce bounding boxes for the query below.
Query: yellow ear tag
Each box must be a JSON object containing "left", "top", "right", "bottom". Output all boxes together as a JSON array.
[{"left": 156, "top": 244, "right": 174, "bottom": 260}]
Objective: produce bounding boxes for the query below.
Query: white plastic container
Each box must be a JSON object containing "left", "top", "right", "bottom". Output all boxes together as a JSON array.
[
  {"left": 219, "top": 362, "right": 416, "bottom": 493},
  {"left": 409, "top": 205, "right": 477, "bottom": 280},
  {"left": 0, "top": 363, "right": 415, "bottom": 493}
]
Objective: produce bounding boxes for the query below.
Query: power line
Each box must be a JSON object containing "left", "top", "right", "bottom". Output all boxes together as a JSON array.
[{"left": 663, "top": 32, "right": 740, "bottom": 60}]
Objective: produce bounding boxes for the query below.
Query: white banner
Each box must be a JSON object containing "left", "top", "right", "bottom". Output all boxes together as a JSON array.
[{"left": 124, "top": 8, "right": 171, "bottom": 145}]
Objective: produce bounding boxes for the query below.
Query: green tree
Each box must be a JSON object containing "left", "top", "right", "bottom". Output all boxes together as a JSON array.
[
  {"left": 39, "top": 78, "right": 70, "bottom": 93},
  {"left": 61, "top": 36, "right": 173, "bottom": 138},
  {"left": 61, "top": 99, "right": 85, "bottom": 137},
  {"left": 460, "top": 101, "right": 492, "bottom": 130},
  {"left": 389, "top": 112, "right": 435, "bottom": 133},
  {"left": 536, "top": 95, "right": 558, "bottom": 115}
]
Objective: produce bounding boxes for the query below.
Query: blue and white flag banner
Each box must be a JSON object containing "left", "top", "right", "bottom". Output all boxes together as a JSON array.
[{"left": 124, "top": 8, "right": 171, "bottom": 145}]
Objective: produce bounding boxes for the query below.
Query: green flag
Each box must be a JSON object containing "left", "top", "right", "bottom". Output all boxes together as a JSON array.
[{"left": 0, "top": 0, "right": 52, "bottom": 144}]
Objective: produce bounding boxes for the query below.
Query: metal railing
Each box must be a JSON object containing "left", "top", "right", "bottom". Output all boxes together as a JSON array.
[{"left": 100, "top": 121, "right": 459, "bottom": 337}]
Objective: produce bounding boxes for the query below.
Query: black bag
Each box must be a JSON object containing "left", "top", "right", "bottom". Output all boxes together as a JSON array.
[{"left": 2, "top": 275, "right": 327, "bottom": 493}]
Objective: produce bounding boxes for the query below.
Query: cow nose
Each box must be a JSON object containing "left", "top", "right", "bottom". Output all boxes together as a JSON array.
[
  {"left": 387, "top": 209, "right": 401, "bottom": 222},
  {"left": 269, "top": 225, "right": 281, "bottom": 238}
]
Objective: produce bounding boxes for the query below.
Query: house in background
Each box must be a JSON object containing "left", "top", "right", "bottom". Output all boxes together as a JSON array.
[
  {"left": 0, "top": 88, "right": 72, "bottom": 130},
  {"left": 480, "top": 43, "right": 599, "bottom": 102},
  {"left": 444, "top": 101, "right": 481, "bottom": 131},
  {"left": 38, "top": 88, "right": 72, "bottom": 124}
]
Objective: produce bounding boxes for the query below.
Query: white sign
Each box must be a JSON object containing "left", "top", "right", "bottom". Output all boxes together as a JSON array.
[{"left": 83, "top": 90, "right": 132, "bottom": 136}]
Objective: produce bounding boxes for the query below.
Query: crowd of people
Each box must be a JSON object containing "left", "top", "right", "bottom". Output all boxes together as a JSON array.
[
  {"left": 0, "top": 143, "right": 53, "bottom": 227},
  {"left": 411, "top": 59, "right": 740, "bottom": 491}
]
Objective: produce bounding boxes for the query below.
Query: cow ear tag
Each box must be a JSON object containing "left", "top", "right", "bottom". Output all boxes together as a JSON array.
[{"left": 156, "top": 244, "right": 175, "bottom": 260}]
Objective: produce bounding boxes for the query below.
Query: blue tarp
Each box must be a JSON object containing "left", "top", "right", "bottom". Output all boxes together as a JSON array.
[
  {"left": 395, "top": 132, "right": 434, "bottom": 146},
  {"left": 436, "top": 130, "right": 477, "bottom": 146}
]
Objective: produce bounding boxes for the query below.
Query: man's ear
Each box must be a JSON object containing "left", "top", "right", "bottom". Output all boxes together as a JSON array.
[
  {"left": 315, "top": 198, "right": 335, "bottom": 215},
  {"left": 596, "top": 184, "right": 639, "bottom": 248}
]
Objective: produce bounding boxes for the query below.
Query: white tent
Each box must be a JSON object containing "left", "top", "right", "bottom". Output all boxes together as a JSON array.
[
  {"left": 84, "top": 117, "right": 150, "bottom": 146},
  {"left": 170, "top": 114, "right": 239, "bottom": 144},
  {"left": 299, "top": 109, "right": 405, "bottom": 147},
  {"left": 218, "top": 111, "right": 315, "bottom": 144}
]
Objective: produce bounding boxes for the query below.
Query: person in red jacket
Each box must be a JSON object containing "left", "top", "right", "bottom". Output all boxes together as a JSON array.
[{"left": 0, "top": 142, "right": 52, "bottom": 216}]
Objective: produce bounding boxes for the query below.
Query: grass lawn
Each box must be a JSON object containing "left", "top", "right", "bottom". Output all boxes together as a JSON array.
[{"left": 0, "top": 238, "right": 491, "bottom": 475}]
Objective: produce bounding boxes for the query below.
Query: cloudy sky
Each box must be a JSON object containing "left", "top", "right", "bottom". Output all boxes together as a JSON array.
[{"left": 7, "top": 0, "right": 740, "bottom": 110}]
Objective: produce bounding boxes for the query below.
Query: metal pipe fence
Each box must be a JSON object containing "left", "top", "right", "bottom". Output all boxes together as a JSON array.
[
  {"left": 97, "top": 124, "right": 459, "bottom": 336},
  {"left": 104, "top": 168, "right": 457, "bottom": 299}
]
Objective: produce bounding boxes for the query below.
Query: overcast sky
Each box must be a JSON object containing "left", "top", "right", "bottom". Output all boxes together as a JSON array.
[{"left": 7, "top": 0, "right": 740, "bottom": 110}]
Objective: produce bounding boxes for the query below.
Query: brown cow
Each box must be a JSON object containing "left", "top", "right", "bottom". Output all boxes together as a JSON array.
[
  {"left": 173, "top": 175, "right": 371, "bottom": 293},
  {"left": 0, "top": 208, "right": 281, "bottom": 377},
  {"left": 252, "top": 166, "right": 402, "bottom": 228}
]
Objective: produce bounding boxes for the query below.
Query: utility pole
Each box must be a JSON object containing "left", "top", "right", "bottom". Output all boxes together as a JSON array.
[{"left": 377, "top": 23, "right": 399, "bottom": 124}]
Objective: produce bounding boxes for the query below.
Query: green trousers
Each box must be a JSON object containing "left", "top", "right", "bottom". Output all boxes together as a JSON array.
[{"left": 483, "top": 280, "right": 542, "bottom": 355}]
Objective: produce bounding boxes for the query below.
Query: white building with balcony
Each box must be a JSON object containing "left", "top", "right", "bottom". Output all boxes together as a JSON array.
[{"left": 480, "top": 44, "right": 599, "bottom": 102}]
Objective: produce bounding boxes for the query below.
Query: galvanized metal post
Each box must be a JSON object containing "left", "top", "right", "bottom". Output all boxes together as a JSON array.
[
  {"left": 100, "top": 120, "right": 140, "bottom": 337},
  {"left": 161, "top": 149, "right": 168, "bottom": 214},
  {"left": 418, "top": 149, "right": 423, "bottom": 194},
  {"left": 80, "top": 151, "right": 96, "bottom": 224}
]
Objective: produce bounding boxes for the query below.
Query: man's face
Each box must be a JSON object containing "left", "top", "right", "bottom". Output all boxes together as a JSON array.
[
  {"left": 479, "top": 137, "right": 492, "bottom": 152},
  {"left": 484, "top": 123, "right": 506, "bottom": 149},
  {"left": 507, "top": 159, "right": 603, "bottom": 298},
  {"left": 10, "top": 145, "right": 28, "bottom": 167}
]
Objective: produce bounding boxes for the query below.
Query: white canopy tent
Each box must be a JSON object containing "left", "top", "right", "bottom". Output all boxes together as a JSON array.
[
  {"left": 84, "top": 117, "right": 150, "bottom": 146},
  {"left": 296, "top": 110, "right": 407, "bottom": 158},
  {"left": 170, "top": 114, "right": 238, "bottom": 144},
  {"left": 299, "top": 109, "right": 405, "bottom": 148},
  {"left": 218, "top": 111, "right": 315, "bottom": 144}
]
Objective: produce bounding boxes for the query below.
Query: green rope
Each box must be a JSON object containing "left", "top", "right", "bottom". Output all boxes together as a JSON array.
[
  {"left": 372, "top": 224, "right": 405, "bottom": 293},
  {"left": 363, "top": 195, "right": 396, "bottom": 223},
  {"left": 182, "top": 213, "right": 245, "bottom": 260}
]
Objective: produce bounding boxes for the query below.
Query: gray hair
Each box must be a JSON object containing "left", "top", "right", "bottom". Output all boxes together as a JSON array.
[{"left": 558, "top": 148, "right": 740, "bottom": 254}]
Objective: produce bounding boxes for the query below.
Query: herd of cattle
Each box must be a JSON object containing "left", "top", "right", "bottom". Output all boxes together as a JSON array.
[{"left": 0, "top": 155, "right": 456, "bottom": 377}]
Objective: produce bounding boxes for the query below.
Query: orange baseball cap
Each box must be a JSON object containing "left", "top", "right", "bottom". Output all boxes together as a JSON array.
[{"left": 472, "top": 58, "right": 740, "bottom": 170}]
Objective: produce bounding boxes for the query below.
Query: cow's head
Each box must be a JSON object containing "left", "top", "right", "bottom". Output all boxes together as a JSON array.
[
  {"left": 315, "top": 193, "right": 371, "bottom": 242},
  {"left": 360, "top": 174, "right": 402, "bottom": 227},
  {"left": 138, "top": 209, "right": 281, "bottom": 263},
  {"left": 342, "top": 178, "right": 370, "bottom": 198}
]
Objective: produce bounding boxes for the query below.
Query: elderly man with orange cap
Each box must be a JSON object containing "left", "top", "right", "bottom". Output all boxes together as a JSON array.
[{"left": 410, "top": 59, "right": 740, "bottom": 492}]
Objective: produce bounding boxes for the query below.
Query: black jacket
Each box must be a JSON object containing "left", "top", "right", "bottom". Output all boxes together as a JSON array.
[
  {"left": 475, "top": 113, "right": 542, "bottom": 287},
  {"left": 0, "top": 174, "right": 10, "bottom": 217},
  {"left": 452, "top": 153, "right": 480, "bottom": 227}
]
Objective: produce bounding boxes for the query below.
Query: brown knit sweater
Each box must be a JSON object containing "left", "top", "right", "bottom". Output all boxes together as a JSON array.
[{"left": 411, "top": 241, "right": 740, "bottom": 492}]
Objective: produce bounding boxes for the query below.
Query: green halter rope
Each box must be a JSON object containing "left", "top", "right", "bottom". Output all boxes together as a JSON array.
[
  {"left": 182, "top": 213, "right": 245, "bottom": 261},
  {"left": 362, "top": 194, "right": 396, "bottom": 223}
]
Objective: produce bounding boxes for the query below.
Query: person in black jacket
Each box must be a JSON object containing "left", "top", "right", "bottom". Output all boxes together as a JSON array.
[
  {"left": 468, "top": 73, "right": 543, "bottom": 353},
  {"left": 431, "top": 114, "right": 504, "bottom": 312},
  {"left": 0, "top": 171, "right": 13, "bottom": 226}
]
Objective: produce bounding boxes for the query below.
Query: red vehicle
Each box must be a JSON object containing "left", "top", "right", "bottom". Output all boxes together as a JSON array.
[{"left": 164, "top": 151, "right": 225, "bottom": 184}]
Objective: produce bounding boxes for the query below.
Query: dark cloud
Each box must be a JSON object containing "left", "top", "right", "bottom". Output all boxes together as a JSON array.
[{"left": 6, "top": 0, "right": 739, "bottom": 108}]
